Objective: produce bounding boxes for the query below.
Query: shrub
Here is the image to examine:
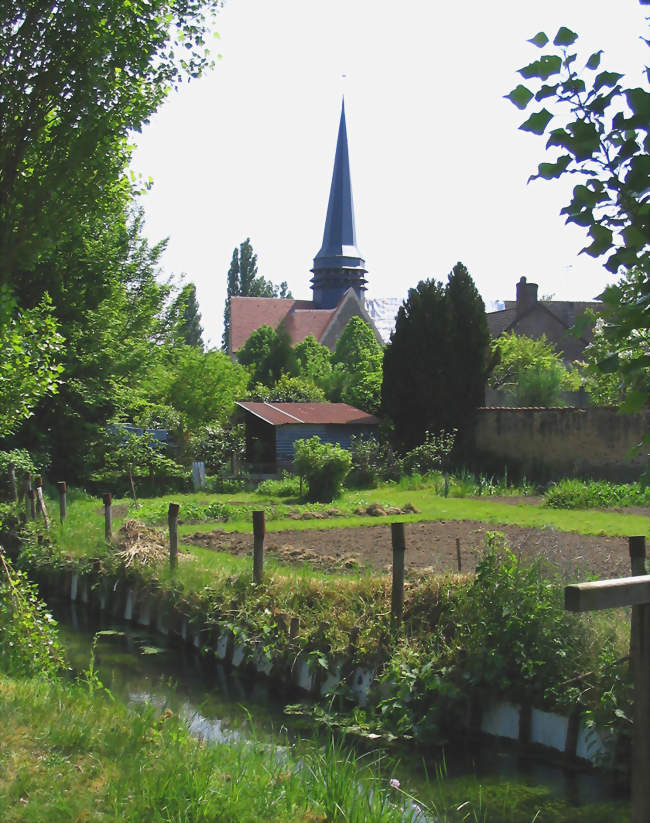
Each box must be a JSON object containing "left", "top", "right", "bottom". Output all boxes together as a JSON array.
[
  {"left": 0, "top": 549, "right": 64, "bottom": 677},
  {"left": 544, "top": 478, "right": 650, "bottom": 509},
  {"left": 293, "top": 436, "right": 352, "bottom": 502},
  {"left": 256, "top": 471, "right": 302, "bottom": 497},
  {"left": 187, "top": 424, "right": 245, "bottom": 474},
  {"left": 403, "top": 429, "right": 456, "bottom": 476},
  {"left": 347, "top": 435, "right": 403, "bottom": 488}
]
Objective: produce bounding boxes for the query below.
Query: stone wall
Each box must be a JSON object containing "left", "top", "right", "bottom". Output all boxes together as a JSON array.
[{"left": 473, "top": 407, "right": 649, "bottom": 481}]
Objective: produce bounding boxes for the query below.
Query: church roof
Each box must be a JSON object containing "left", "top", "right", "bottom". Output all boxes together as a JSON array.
[
  {"left": 230, "top": 297, "right": 320, "bottom": 352},
  {"left": 236, "top": 401, "right": 379, "bottom": 426},
  {"left": 313, "top": 99, "right": 365, "bottom": 272}
]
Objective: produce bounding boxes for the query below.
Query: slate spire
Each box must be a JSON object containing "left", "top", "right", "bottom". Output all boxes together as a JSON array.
[{"left": 311, "top": 98, "right": 367, "bottom": 309}]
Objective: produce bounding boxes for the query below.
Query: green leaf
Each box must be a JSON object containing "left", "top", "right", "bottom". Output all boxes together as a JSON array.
[
  {"left": 586, "top": 50, "right": 602, "bottom": 70},
  {"left": 520, "top": 108, "right": 553, "bottom": 135},
  {"left": 535, "top": 84, "right": 559, "bottom": 101},
  {"left": 597, "top": 354, "right": 619, "bottom": 374},
  {"left": 530, "top": 154, "right": 572, "bottom": 180},
  {"left": 620, "top": 391, "right": 647, "bottom": 415},
  {"left": 566, "top": 119, "right": 600, "bottom": 160},
  {"left": 528, "top": 31, "right": 549, "bottom": 48},
  {"left": 519, "top": 55, "right": 562, "bottom": 81},
  {"left": 625, "top": 87, "right": 650, "bottom": 122},
  {"left": 505, "top": 84, "right": 534, "bottom": 110},
  {"left": 594, "top": 71, "right": 623, "bottom": 91},
  {"left": 553, "top": 27, "right": 578, "bottom": 46},
  {"left": 581, "top": 223, "right": 613, "bottom": 257}
]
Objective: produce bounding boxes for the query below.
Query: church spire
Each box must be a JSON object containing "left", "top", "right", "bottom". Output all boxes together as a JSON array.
[{"left": 311, "top": 98, "right": 367, "bottom": 309}]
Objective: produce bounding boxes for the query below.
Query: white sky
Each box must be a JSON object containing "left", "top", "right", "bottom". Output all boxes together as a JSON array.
[{"left": 130, "top": 0, "right": 648, "bottom": 346}]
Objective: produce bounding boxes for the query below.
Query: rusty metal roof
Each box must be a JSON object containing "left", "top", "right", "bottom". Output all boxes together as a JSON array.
[{"left": 236, "top": 401, "right": 379, "bottom": 426}]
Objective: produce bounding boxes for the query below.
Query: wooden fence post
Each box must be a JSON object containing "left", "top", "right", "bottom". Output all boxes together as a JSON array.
[
  {"left": 25, "top": 472, "right": 33, "bottom": 520},
  {"left": 103, "top": 493, "right": 113, "bottom": 542},
  {"left": 252, "top": 510, "right": 265, "bottom": 584},
  {"left": 391, "top": 522, "right": 406, "bottom": 628},
  {"left": 57, "top": 481, "right": 67, "bottom": 523},
  {"left": 456, "top": 537, "right": 462, "bottom": 573},
  {"left": 629, "top": 535, "right": 649, "bottom": 823},
  {"left": 8, "top": 462, "right": 18, "bottom": 503},
  {"left": 34, "top": 477, "right": 50, "bottom": 530},
  {"left": 168, "top": 503, "right": 180, "bottom": 570}
]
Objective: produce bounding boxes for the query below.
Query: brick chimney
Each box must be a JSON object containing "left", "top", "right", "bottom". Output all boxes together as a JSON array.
[{"left": 515, "top": 276, "right": 538, "bottom": 317}]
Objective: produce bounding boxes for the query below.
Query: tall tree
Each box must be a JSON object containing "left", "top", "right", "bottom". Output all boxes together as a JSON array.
[
  {"left": 0, "top": 0, "right": 219, "bottom": 282},
  {"left": 0, "top": 288, "right": 63, "bottom": 437},
  {"left": 506, "top": 23, "right": 649, "bottom": 423},
  {"left": 382, "top": 263, "right": 490, "bottom": 450},
  {"left": 167, "top": 282, "right": 204, "bottom": 349},
  {"left": 222, "top": 238, "right": 291, "bottom": 351},
  {"left": 330, "top": 317, "right": 383, "bottom": 414}
]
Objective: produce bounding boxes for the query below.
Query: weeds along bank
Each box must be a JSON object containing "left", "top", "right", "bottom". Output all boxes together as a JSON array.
[
  {"left": 2, "top": 499, "right": 632, "bottom": 771},
  {"left": 1, "top": 544, "right": 633, "bottom": 822}
]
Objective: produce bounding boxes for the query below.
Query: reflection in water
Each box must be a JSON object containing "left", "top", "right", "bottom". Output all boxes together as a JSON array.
[{"left": 53, "top": 599, "right": 620, "bottom": 807}]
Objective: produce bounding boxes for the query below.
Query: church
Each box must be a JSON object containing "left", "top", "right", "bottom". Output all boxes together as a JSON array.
[{"left": 228, "top": 100, "right": 384, "bottom": 355}]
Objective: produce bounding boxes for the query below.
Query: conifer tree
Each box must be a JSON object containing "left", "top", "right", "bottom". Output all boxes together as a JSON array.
[{"left": 382, "top": 262, "right": 490, "bottom": 450}]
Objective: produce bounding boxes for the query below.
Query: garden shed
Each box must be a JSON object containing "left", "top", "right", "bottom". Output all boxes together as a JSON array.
[{"left": 236, "top": 401, "right": 379, "bottom": 473}]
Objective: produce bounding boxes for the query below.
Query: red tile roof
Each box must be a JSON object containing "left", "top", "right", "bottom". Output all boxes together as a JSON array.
[
  {"left": 230, "top": 297, "right": 332, "bottom": 352},
  {"left": 236, "top": 401, "right": 379, "bottom": 426}
]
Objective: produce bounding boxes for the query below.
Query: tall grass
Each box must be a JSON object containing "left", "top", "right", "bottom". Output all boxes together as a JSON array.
[{"left": 0, "top": 673, "right": 630, "bottom": 823}]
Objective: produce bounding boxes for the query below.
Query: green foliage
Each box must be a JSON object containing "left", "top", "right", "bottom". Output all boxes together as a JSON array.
[
  {"left": 248, "top": 373, "right": 325, "bottom": 402},
  {"left": 293, "top": 436, "right": 353, "bottom": 502},
  {"left": 0, "top": 0, "right": 219, "bottom": 281},
  {"left": 256, "top": 471, "right": 302, "bottom": 497},
  {"left": 165, "top": 282, "right": 203, "bottom": 349},
  {"left": 0, "top": 289, "right": 63, "bottom": 437},
  {"left": 382, "top": 262, "right": 490, "bottom": 450},
  {"left": 295, "top": 333, "right": 333, "bottom": 384},
  {"left": 0, "top": 550, "right": 63, "bottom": 677},
  {"left": 237, "top": 324, "right": 297, "bottom": 387},
  {"left": 142, "top": 345, "right": 249, "bottom": 431},
  {"left": 0, "top": 448, "right": 37, "bottom": 478},
  {"left": 187, "top": 423, "right": 245, "bottom": 474},
  {"left": 489, "top": 332, "right": 576, "bottom": 406},
  {"left": 347, "top": 435, "right": 403, "bottom": 488},
  {"left": 378, "top": 537, "right": 612, "bottom": 740},
  {"left": 98, "top": 429, "right": 187, "bottom": 499},
  {"left": 403, "top": 430, "right": 457, "bottom": 475},
  {"left": 544, "top": 478, "right": 650, "bottom": 509},
  {"left": 222, "top": 238, "right": 292, "bottom": 351},
  {"left": 330, "top": 317, "right": 383, "bottom": 413},
  {"left": 508, "top": 25, "right": 650, "bottom": 427}
]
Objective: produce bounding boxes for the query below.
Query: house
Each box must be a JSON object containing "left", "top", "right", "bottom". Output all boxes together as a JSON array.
[
  {"left": 486, "top": 276, "right": 602, "bottom": 362},
  {"left": 228, "top": 99, "right": 382, "bottom": 355},
  {"left": 236, "top": 401, "right": 379, "bottom": 472}
]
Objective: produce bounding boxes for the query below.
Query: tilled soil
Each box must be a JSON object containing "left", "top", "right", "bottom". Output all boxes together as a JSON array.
[{"left": 184, "top": 515, "right": 645, "bottom": 581}]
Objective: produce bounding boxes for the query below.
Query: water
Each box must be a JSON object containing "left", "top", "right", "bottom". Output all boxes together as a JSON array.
[{"left": 51, "top": 599, "right": 623, "bottom": 809}]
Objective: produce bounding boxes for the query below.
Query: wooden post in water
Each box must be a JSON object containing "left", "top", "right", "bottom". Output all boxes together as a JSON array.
[
  {"left": 391, "top": 522, "right": 406, "bottom": 628},
  {"left": 564, "top": 536, "right": 649, "bottom": 823},
  {"left": 56, "top": 481, "right": 67, "bottom": 523},
  {"left": 8, "top": 462, "right": 18, "bottom": 503},
  {"left": 103, "top": 493, "right": 113, "bottom": 542},
  {"left": 34, "top": 477, "right": 50, "bottom": 529},
  {"left": 456, "top": 537, "right": 462, "bottom": 573},
  {"left": 168, "top": 503, "right": 180, "bottom": 570},
  {"left": 25, "top": 472, "right": 33, "bottom": 520},
  {"left": 252, "top": 510, "right": 265, "bottom": 584}
]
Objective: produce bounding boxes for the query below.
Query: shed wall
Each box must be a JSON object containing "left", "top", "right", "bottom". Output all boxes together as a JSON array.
[{"left": 276, "top": 424, "right": 377, "bottom": 468}]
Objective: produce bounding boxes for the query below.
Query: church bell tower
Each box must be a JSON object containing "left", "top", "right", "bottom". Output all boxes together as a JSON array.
[{"left": 311, "top": 99, "right": 367, "bottom": 309}]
